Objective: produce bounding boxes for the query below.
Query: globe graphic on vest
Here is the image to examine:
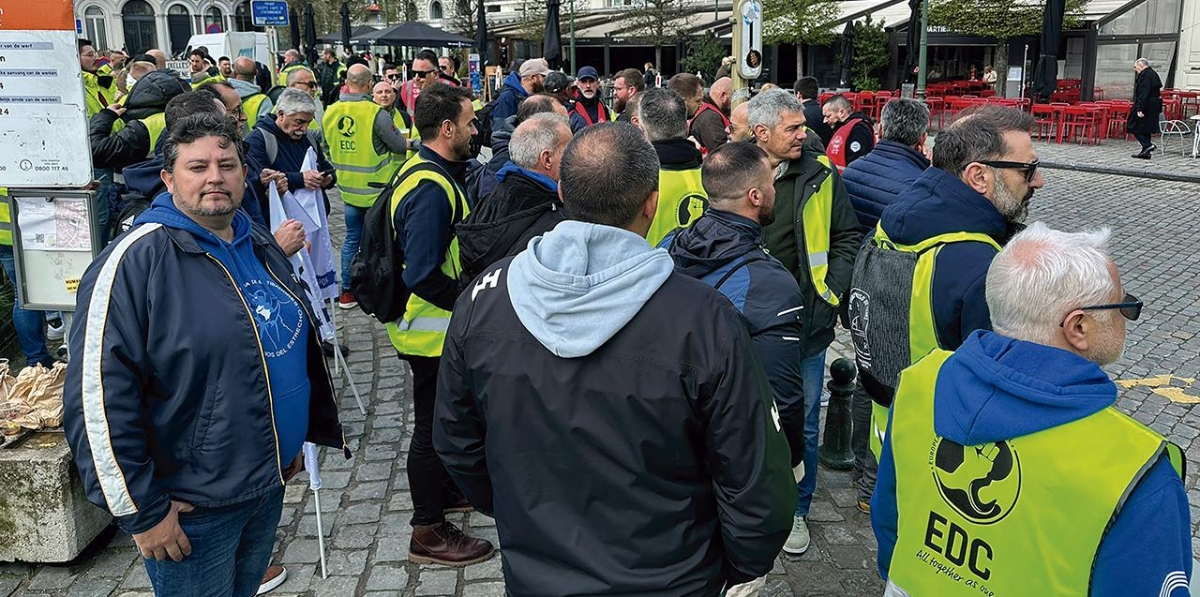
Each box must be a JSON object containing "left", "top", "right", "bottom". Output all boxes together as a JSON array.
[
  {"left": 337, "top": 115, "right": 357, "bottom": 137},
  {"left": 932, "top": 438, "right": 1021, "bottom": 525}
]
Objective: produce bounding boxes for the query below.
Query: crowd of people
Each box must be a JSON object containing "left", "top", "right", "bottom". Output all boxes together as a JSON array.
[{"left": 53, "top": 41, "right": 1192, "bottom": 597}]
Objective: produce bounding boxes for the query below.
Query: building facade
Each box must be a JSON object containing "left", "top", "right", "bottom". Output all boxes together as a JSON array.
[{"left": 76, "top": 0, "right": 263, "bottom": 57}]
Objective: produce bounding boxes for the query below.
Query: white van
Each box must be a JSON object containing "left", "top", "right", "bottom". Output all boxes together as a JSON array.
[{"left": 184, "top": 32, "right": 273, "bottom": 72}]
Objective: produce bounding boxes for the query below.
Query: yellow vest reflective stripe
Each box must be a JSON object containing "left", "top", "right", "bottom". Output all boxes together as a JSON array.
[
  {"left": 868, "top": 225, "right": 1003, "bottom": 459},
  {"left": 141, "top": 112, "right": 167, "bottom": 153},
  {"left": 244, "top": 93, "right": 269, "bottom": 129},
  {"left": 391, "top": 109, "right": 421, "bottom": 164},
  {"left": 887, "top": 349, "right": 1183, "bottom": 596},
  {"left": 0, "top": 188, "right": 11, "bottom": 246},
  {"left": 384, "top": 157, "right": 470, "bottom": 357},
  {"left": 323, "top": 100, "right": 398, "bottom": 207},
  {"left": 278, "top": 64, "right": 307, "bottom": 86},
  {"left": 646, "top": 166, "right": 707, "bottom": 247}
]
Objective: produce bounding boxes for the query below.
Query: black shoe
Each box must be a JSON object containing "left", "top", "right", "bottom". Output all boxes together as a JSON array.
[
  {"left": 1148, "top": 143, "right": 1158, "bottom": 153},
  {"left": 1132, "top": 151, "right": 1151, "bottom": 159},
  {"left": 321, "top": 341, "right": 350, "bottom": 358}
]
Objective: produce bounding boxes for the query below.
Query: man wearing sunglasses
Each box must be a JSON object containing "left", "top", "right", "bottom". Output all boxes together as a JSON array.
[
  {"left": 396, "top": 50, "right": 441, "bottom": 116},
  {"left": 848, "top": 106, "right": 1045, "bottom": 506},
  {"left": 873, "top": 222, "right": 1191, "bottom": 597}
]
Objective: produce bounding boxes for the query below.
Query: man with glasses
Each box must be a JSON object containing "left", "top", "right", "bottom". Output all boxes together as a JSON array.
[
  {"left": 231, "top": 57, "right": 274, "bottom": 129},
  {"left": 438, "top": 55, "right": 462, "bottom": 86},
  {"left": 872, "top": 222, "right": 1191, "bottom": 597},
  {"left": 397, "top": 50, "right": 441, "bottom": 116},
  {"left": 848, "top": 106, "right": 1045, "bottom": 514}
]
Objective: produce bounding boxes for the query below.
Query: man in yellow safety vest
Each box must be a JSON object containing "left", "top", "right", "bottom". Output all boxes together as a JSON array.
[
  {"left": 384, "top": 82, "right": 495, "bottom": 566},
  {"left": 873, "top": 222, "right": 1191, "bottom": 597},
  {"left": 636, "top": 88, "right": 707, "bottom": 247},
  {"left": 751, "top": 88, "right": 863, "bottom": 557}
]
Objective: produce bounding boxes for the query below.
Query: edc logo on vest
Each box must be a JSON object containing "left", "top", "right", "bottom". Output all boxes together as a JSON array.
[
  {"left": 337, "top": 115, "right": 357, "bottom": 137},
  {"left": 932, "top": 438, "right": 1022, "bottom": 524}
]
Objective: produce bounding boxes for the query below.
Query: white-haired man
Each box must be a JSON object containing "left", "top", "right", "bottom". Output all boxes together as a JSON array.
[{"left": 872, "top": 222, "right": 1191, "bottom": 597}]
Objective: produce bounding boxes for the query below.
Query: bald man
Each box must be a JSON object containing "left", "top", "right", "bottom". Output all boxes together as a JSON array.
[
  {"left": 231, "top": 56, "right": 273, "bottom": 128},
  {"left": 730, "top": 101, "right": 752, "bottom": 143},
  {"left": 690, "top": 77, "right": 733, "bottom": 155},
  {"left": 146, "top": 49, "right": 167, "bottom": 70},
  {"left": 277, "top": 49, "right": 306, "bottom": 86}
]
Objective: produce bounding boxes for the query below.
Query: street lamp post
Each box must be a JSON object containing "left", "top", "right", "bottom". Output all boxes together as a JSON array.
[
  {"left": 916, "top": 0, "right": 928, "bottom": 100},
  {"left": 569, "top": 0, "right": 576, "bottom": 75}
]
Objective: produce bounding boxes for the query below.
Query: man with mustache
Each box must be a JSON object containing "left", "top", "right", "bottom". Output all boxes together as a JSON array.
[
  {"left": 750, "top": 88, "right": 863, "bottom": 558},
  {"left": 572, "top": 66, "right": 613, "bottom": 126},
  {"left": 848, "top": 106, "right": 1045, "bottom": 511}
]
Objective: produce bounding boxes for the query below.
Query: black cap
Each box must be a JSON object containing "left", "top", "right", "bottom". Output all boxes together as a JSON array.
[{"left": 544, "top": 71, "right": 574, "bottom": 94}]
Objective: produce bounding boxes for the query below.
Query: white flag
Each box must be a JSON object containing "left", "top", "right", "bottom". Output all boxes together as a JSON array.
[
  {"left": 303, "top": 442, "right": 322, "bottom": 490},
  {"left": 294, "top": 148, "right": 340, "bottom": 301},
  {"left": 269, "top": 183, "right": 337, "bottom": 342}
]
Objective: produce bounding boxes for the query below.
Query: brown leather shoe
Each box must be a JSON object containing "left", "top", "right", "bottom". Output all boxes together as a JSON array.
[
  {"left": 409, "top": 521, "right": 495, "bottom": 566},
  {"left": 443, "top": 497, "right": 474, "bottom": 513},
  {"left": 256, "top": 565, "right": 287, "bottom": 595}
]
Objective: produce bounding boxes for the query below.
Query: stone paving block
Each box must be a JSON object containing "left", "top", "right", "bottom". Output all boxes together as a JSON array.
[
  {"left": 29, "top": 566, "right": 81, "bottom": 590},
  {"left": 463, "top": 554, "right": 504, "bottom": 581},
  {"left": 388, "top": 491, "right": 415, "bottom": 512},
  {"left": 805, "top": 501, "right": 845, "bottom": 523},
  {"left": 0, "top": 579, "right": 19, "bottom": 597},
  {"left": 462, "top": 581, "right": 507, "bottom": 597},
  {"left": 342, "top": 502, "right": 383, "bottom": 525},
  {"left": 357, "top": 462, "right": 395, "bottom": 482},
  {"left": 281, "top": 539, "right": 321, "bottom": 564},
  {"left": 311, "top": 574, "right": 364, "bottom": 597},
  {"left": 303, "top": 491, "right": 344, "bottom": 513},
  {"left": 276, "top": 564, "right": 315, "bottom": 593},
  {"left": 366, "top": 565, "right": 410, "bottom": 592},
  {"left": 363, "top": 445, "right": 400, "bottom": 462},
  {"left": 315, "top": 471, "right": 353, "bottom": 490},
  {"left": 826, "top": 544, "right": 873, "bottom": 570},
  {"left": 374, "top": 535, "right": 412, "bottom": 562},
  {"left": 326, "top": 549, "right": 369, "bottom": 576},
  {"left": 415, "top": 568, "right": 460, "bottom": 595},
  {"left": 115, "top": 592, "right": 154, "bottom": 597},
  {"left": 333, "top": 524, "right": 379, "bottom": 550},
  {"left": 118, "top": 562, "right": 151, "bottom": 590},
  {"left": 821, "top": 524, "right": 859, "bottom": 546},
  {"left": 828, "top": 488, "right": 859, "bottom": 509},
  {"left": 468, "top": 511, "right": 497, "bottom": 528},
  {"left": 760, "top": 579, "right": 795, "bottom": 597},
  {"left": 349, "top": 481, "right": 390, "bottom": 502},
  {"left": 83, "top": 548, "right": 138, "bottom": 579},
  {"left": 297, "top": 512, "right": 337, "bottom": 537},
  {"left": 66, "top": 577, "right": 120, "bottom": 597}
]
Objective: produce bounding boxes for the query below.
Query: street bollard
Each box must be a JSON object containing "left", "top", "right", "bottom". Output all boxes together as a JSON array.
[{"left": 819, "top": 357, "right": 857, "bottom": 471}]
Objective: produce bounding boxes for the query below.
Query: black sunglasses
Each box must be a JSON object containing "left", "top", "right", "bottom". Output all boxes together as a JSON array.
[
  {"left": 977, "top": 159, "right": 1040, "bottom": 183},
  {"left": 1079, "top": 293, "right": 1143, "bottom": 322},
  {"left": 412, "top": 69, "right": 436, "bottom": 78}
]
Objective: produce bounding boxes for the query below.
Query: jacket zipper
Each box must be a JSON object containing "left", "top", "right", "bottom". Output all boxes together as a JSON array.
[
  {"left": 204, "top": 253, "right": 286, "bottom": 484},
  {"left": 262, "top": 262, "right": 351, "bottom": 453}
]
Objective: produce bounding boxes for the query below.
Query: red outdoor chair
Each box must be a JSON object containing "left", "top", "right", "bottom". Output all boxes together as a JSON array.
[
  {"left": 1031, "top": 104, "right": 1060, "bottom": 140},
  {"left": 1060, "top": 106, "right": 1102, "bottom": 145}
]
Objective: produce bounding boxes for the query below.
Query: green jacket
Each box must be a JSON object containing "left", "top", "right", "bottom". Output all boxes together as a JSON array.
[{"left": 763, "top": 148, "right": 863, "bottom": 356}]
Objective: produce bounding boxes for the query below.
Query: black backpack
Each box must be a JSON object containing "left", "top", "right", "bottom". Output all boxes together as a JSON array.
[
  {"left": 348, "top": 162, "right": 465, "bottom": 324},
  {"left": 474, "top": 96, "right": 504, "bottom": 150}
]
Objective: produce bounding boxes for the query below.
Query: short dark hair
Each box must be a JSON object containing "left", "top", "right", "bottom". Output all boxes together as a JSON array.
[
  {"left": 165, "top": 92, "right": 225, "bottom": 128},
  {"left": 189, "top": 49, "right": 207, "bottom": 60},
  {"left": 932, "top": 105, "right": 1036, "bottom": 176},
  {"left": 415, "top": 49, "right": 438, "bottom": 65},
  {"left": 323, "top": 48, "right": 336, "bottom": 58},
  {"left": 195, "top": 80, "right": 235, "bottom": 103},
  {"left": 879, "top": 98, "right": 930, "bottom": 146},
  {"left": 517, "top": 94, "right": 562, "bottom": 124},
  {"left": 560, "top": 123, "right": 659, "bottom": 228},
  {"left": 218, "top": 56, "right": 230, "bottom": 63},
  {"left": 702, "top": 142, "right": 770, "bottom": 204},
  {"left": 384, "top": 62, "right": 399, "bottom": 72},
  {"left": 615, "top": 68, "right": 645, "bottom": 91},
  {"left": 667, "top": 73, "right": 703, "bottom": 100},
  {"left": 78, "top": 39, "right": 94, "bottom": 51},
  {"left": 414, "top": 83, "right": 473, "bottom": 139},
  {"left": 636, "top": 88, "right": 687, "bottom": 141},
  {"left": 823, "top": 94, "right": 852, "bottom": 112},
  {"left": 161, "top": 113, "right": 245, "bottom": 173},
  {"left": 794, "top": 76, "right": 818, "bottom": 100}
]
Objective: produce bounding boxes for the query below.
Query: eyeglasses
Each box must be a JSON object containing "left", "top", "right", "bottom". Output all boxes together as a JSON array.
[
  {"left": 412, "top": 69, "right": 436, "bottom": 78},
  {"left": 386, "top": 73, "right": 401, "bottom": 81},
  {"left": 80, "top": 51, "right": 97, "bottom": 58},
  {"left": 977, "top": 159, "right": 1040, "bottom": 184},
  {"left": 294, "top": 81, "right": 317, "bottom": 88},
  {"left": 1079, "top": 293, "right": 1143, "bottom": 322}
]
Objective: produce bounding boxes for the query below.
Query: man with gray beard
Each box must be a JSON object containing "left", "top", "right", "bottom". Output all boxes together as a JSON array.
[{"left": 846, "top": 106, "right": 1045, "bottom": 513}]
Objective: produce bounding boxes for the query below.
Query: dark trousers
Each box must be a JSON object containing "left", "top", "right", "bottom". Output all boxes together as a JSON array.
[
  {"left": 850, "top": 380, "right": 878, "bottom": 504},
  {"left": 1134, "top": 132, "right": 1153, "bottom": 151},
  {"left": 402, "top": 354, "right": 462, "bottom": 526}
]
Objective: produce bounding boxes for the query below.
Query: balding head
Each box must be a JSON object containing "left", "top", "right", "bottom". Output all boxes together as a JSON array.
[
  {"left": 668, "top": 73, "right": 704, "bottom": 117},
  {"left": 130, "top": 61, "right": 155, "bottom": 81},
  {"left": 146, "top": 49, "right": 167, "bottom": 69},
  {"left": 710, "top": 77, "right": 733, "bottom": 112},
  {"left": 516, "top": 94, "right": 567, "bottom": 124},
  {"left": 284, "top": 49, "right": 301, "bottom": 63},
  {"left": 730, "top": 101, "right": 751, "bottom": 142},
  {"left": 232, "top": 57, "right": 257, "bottom": 81},
  {"left": 346, "top": 64, "right": 373, "bottom": 93},
  {"left": 560, "top": 123, "right": 660, "bottom": 234}
]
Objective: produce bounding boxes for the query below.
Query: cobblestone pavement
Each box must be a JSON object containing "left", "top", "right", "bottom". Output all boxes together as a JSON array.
[{"left": 3, "top": 141, "right": 1200, "bottom": 596}]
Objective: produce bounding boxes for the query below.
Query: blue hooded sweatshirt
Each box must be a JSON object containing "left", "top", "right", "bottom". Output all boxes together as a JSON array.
[
  {"left": 136, "top": 194, "right": 311, "bottom": 463},
  {"left": 872, "top": 331, "right": 1192, "bottom": 596},
  {"left": 878, "top": 167, "right": 1013, "bottom": 351},
  {"left": 490, "top": 71, "right": 530, "bottom": 136}
]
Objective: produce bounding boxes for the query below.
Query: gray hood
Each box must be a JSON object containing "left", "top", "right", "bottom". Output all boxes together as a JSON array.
[{"left": 507, "top": 221, "right": 674, "bottom": 358}]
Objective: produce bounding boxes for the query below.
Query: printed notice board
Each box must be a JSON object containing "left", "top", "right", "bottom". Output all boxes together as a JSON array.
[
  {"left": 8, "top": 190, "right": 101, "bottom": 310},
  {"left": 0, "top": 0, "right": 93, "bottom": 187}
]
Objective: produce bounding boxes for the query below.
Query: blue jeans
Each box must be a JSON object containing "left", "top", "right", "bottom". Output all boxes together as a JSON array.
[
  {"left": 143, "top": 486, "right": 284, "bottom": 597},
  {"left": 0, "top": 246, "right": 53, "bottom": 367},
  {"left": 795, "top": 350, "right": 827, "bottom": 516},
  {"left": 340, "top": 204, "right": 367, "bottom": 292}
]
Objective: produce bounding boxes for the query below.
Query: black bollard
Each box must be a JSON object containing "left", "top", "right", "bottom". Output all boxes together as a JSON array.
[{"left": 819, "top": 357, "right": 857, "bottom": 471}]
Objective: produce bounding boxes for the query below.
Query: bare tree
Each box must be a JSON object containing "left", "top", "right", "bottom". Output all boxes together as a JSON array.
[
  {"left": 762, "top": 0, "right": 838, "bottom": 80},
  {"left": 625, "top": 0, "right": 693, "bottom": 70}
]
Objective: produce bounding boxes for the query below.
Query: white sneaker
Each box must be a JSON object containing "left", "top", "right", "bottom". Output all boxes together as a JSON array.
[
  {"left": 46, "top": 318, "right": 65, "bottom": 341},
  {"left": 783, "top": 515, "right": 810, "bottom": 555}
]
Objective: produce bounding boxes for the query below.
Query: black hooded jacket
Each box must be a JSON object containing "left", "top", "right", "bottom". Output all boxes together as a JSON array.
[
  {"left": 666, "top": 209, "right": 807, "bottom": 466},
  {"left": 456, "top": 165, "right": 566, "bottom": 284},
  {"left": 89, "top": 70, "right": 190, "bottom": 170}
]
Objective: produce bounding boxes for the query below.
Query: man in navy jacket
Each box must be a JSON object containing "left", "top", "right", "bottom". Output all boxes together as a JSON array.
[{"left": 842, "top": 98, "right": 930, "bottom": 232}]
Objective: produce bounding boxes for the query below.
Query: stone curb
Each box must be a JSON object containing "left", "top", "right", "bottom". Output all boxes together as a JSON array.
[{"left": 1041, "top": 160, "right": 1200, "bottom": 184}]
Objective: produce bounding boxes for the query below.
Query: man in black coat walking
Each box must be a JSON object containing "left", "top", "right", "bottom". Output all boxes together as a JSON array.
[{"left": 1129, "top": 58, "right": 1163, "bottom": 159}]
